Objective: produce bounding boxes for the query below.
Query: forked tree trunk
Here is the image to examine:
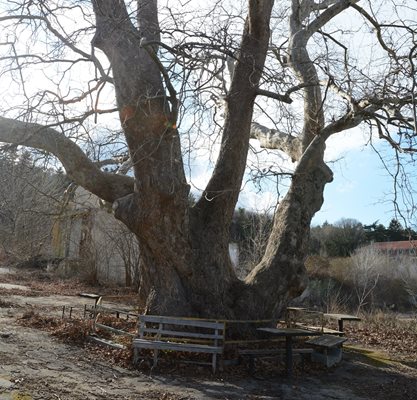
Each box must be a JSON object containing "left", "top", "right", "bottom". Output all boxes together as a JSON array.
[
  {"left": 92, "top": 0, "right": 298, "bottom": 319},
  {"left": 91, "top": 0, "right": 333, "bottom": 320}
]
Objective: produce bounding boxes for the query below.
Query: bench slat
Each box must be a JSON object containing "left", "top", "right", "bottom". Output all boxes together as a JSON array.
[
  {"left": 88, "top": 336, "right": 126, "bottom": 349},
  {"left": 306, "top": 334, "right": 347, "bottom": 348},
  {"left": 95, "top": 323, "right": 136, "bottom": 337},
  {"left": 133, "top": 339, "right": 223, "bottom": 354},
  {"left": 295, "top": 323, "right": 343, "bottom": 335},
  {"left": 139, "top": 315, "right": 224, "bottom": 330},
  {"left": 140, "top": 328, "right": 223, "bottom": 340}
]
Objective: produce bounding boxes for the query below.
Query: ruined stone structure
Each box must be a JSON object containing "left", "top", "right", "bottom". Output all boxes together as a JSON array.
[{"left": 51, "top": 186, "right": 139, "bottom": 286}]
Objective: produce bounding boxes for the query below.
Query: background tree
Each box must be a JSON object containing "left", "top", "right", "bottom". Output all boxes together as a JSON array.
[
  {"left": 0, "top": 149, "right": 66, "bottom": 262},
  {"left": 364, "top": 222, "right": 390, "bottom": 243},
  {"left": 364, "top": 219, "right": 417, "bottom": 243},
  {"left": 231, "top": 208, "right": 273, "bottom": 277},
  {"left": 0, "top": 1, "right": 417, "bottom": 318},
  {"left": 311, "top": 219, "right": 365, "bottom": 257}
]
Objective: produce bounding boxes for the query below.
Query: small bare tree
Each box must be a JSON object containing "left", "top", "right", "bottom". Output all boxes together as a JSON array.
[
  {"left": 399, "top": 256, "right": 417, "bottom": 308},
  {"left": 100, "top": 221, "right": 140, "bottom": 288},
  {"left": 351, "top": 245, "right": 384, "bottom": 313},
  {"left": 238, "top": 210, "right": 273, "bottom": 278}
]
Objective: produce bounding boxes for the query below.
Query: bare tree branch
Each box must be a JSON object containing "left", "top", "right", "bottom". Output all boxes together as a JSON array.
[
  {"left": 351, "top": 3, "right": 397, "bottom": 58},
  {"left": 250, "top": 122, "right": 301, "bottom": 161},
  {"left": 255, "top": 88, "right": 293, "bottom": 104},
  {"left": 0, "top": 14, "right": 111, "bottom": 83},
  {"left": 305, "top": 0, "right": 360, "bottom": 39},
  {"left": 0, "top": 117, "right": 134, "bottom": 202}
]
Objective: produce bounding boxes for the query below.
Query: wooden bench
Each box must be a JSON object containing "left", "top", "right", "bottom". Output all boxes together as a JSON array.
[
  {"left": 132, "top": 315, "right": 225, "bottom": 373},
  {"left": 306, "top": 334, "right": 347, "bottom": 367},
  {"left": 239, "top": 347, "right": 313, "bottom": 374},
  {"left": 79, "top": 293, "right": 102, "bottom": 306},
  {"left": 79, "top": 293, "right": 103, "bottom": 319}
]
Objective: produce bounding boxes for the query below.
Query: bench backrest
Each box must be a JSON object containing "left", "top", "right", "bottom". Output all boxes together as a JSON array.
[{"left": 138, "top": 315, "right": 225, "bottom": 345}]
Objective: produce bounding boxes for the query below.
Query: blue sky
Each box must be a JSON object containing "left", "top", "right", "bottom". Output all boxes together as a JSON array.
[
  {"left": 313, "top": 145, "right": 396, "bottom": 226},
  {"left": 232, "top": 127, "right": 414, "bottom": 229},
  {"left": 314, "top": 147, "right": 393, "bottom": 225}
]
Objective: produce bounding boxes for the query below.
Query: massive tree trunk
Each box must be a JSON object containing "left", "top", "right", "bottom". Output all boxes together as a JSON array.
[
  {"left": 91, "top": 0, "right": 194, "bottom": 316},
  {"left": 4, "top": 0, "right": 406, "bottom": 320},
  {"left": 90, "top": 0, "right": 282, "bottom": 319}
]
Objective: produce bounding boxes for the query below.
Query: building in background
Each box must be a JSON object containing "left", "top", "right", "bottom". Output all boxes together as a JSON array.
[{"left": 51, "top": 186, "right": 139, "bottom": 287}]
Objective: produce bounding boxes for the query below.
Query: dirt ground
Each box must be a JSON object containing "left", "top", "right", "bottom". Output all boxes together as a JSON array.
[{"left": 1, "top": 268, "right": 417, "bottom": 400}]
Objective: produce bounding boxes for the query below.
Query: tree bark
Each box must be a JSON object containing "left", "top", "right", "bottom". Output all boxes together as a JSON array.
[
  {"left": 242, "top": 137, "right": 333, "bottom": 317},
  {"left": 92, "top": 0, "right": 193, "bottom": 315}
]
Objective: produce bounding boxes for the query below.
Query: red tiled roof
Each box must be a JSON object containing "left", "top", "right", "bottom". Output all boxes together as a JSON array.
[{"left": 370, "top": 241, "right": 417, "bottom": 250}]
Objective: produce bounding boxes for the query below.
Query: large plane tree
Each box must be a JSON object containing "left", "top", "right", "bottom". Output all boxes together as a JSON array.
[{"left": 0, "top": 0, "right": 416, "bottom": 318}]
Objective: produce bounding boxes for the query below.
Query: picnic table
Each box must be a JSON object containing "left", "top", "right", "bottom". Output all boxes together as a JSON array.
[
  {"left": 257, "top": 327, "right": 321, "bottom": 378},
  {"left": 323, "top": 313, "right": 361, "bottom": 332},
  {"left": 79, "top": 293, "right": 102, "bottom": 307}
]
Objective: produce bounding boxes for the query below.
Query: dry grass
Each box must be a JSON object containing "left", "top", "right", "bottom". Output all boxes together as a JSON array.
[
  {"left": 16, "top": 310, "right": 135, "bottom": 368},
  {"left": 346, "top": 311, "right": 417, "bottom": 361},
  {"left": 18, "top": 310, "right": 91, "bottom": 343}
]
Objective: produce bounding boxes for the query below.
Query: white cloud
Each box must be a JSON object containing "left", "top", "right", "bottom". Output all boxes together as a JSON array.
[
  {"left": 324, "top": 126, "right": 371, "bottom": 162},
  {"left": 237, "top": 190, "right": 277, "bottom": 214},
  {"left": 335, "top": 180, "right": 356, "bottom": 194}
]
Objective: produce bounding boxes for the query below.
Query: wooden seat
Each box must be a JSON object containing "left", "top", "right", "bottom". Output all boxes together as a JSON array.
[
  {"left": 132, "top": 315, "right": 225, "bottom": 373},
  {"left": 306, "top": 335, "right": 347, "bottom": 367},
  {"left": 295, "top": 323, "right": 344, "bottom": 336}
]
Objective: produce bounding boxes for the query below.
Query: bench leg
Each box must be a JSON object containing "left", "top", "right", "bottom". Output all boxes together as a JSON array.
[
  {"left": 133, "top": 348, "right": 139, "bottom": 365},
  {"left": 300, "top": 353, "right": 310, "bottom": 371},
  {"left": 152, "top": 349, "right": 159, "bottom": 370},
  {"left": 285, "top": 337, "right": 293, "bottom": 379},
  {"left": 248, "top": 355, "right": 255, "bottom": 375},
  {"left": 212, "top": 354, "right": 217, "bottom": 374}
]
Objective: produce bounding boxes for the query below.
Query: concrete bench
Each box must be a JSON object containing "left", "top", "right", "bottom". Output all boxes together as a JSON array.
[
  {"left": 306, "top": 334, "right": 347, "bottom": 367},
  {"left": 132, "top": 315, "right": 225, "bottom": 373}
]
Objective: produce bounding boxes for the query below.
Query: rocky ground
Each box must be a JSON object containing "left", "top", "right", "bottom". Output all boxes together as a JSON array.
[{"left": 0, "top": 267, "right": 416, "bottom": 400}]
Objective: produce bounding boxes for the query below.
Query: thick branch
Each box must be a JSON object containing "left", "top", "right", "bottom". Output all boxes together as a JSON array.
[
  {"left": 305, "top": 0, "right": 359, "bottom": 38},
  {"left": 195, "top": 0, "right": 274, "bottom": 222},
  {"left": 255, "top": 88, "right": 293, "bottom": 103},
  {"left": 92, "top": 0, "right": 164, "bottom": 106},
  {"left": 0, "top": 117, "right": 134, "bottom": 202},
  {"left": 250, "top": 122, "right": 301, "bottom": 161},
  {"left": 289, "top": 2, "right": 324, "bottom": 148},
  {"left": 300, "top": 0, "right": 340, "bottom": 21},
  {"left": 320, "top": 112, "right": 365, "bottom": 138}
]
